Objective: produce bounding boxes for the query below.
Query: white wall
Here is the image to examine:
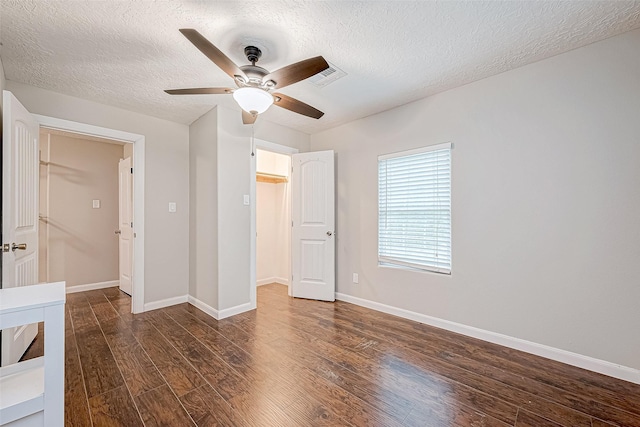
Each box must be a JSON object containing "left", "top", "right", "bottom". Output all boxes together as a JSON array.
[
  {"left": 189, "top": 107, "right": 218, "bottom": 309},
  {"left": 188, "top": 105, "right": 308, "bottom": 312},
  {"left": 216, "top": 106, "right": 309, "bottom": 310},
  {"left": 124, "top": 141, "right": 134, "bottom": 159},
  {"left": 7, "top": 81, "right": 190, "bottom": 305},
  {"left": 257, "top": 149, "right": 290, "bottom": 177},
  {"left": 310, "top": 29, "right": 640, "bottom": 370},
  {"left": 256, "top": 181, "right": 277, "bottom": 282}
]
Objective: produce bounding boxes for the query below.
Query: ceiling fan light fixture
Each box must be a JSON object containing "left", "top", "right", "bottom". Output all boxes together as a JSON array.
[{"left": 233, "top": 87, "right": 274, "bottom": 115}]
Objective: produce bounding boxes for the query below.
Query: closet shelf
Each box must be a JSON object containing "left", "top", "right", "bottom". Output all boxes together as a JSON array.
[{"left": 256, "top": 172, "right": 288, "bottom": 184}]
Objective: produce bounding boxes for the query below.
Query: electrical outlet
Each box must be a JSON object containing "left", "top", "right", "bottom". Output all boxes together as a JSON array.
[
  {"left": 352, "top": 273, "right": 359, "bottom": 284},
  {"left": 168, "top": 202, "right": 177, "bottom": 213},
  {"left": 92, "top": 199, "right": 100, "bottom": 209}
]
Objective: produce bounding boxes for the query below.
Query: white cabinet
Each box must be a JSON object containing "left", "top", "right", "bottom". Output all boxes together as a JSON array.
[{"left": 0, "top": 282, "right": 65, "bottom": 427}]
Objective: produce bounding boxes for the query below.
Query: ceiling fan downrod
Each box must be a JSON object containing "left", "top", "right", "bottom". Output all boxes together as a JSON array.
[{"left": 244, "top": 46, "right": 262, "bottom": 65}]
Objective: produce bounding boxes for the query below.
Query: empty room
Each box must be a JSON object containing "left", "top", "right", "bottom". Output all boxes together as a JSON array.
[{"left": 1, "top": 1, "right": 639, "bottom": 426}]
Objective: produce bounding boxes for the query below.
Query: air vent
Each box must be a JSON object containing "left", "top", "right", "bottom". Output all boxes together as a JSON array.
[{"left": 308, "top": 62, "right": 346, "bottom": 87}]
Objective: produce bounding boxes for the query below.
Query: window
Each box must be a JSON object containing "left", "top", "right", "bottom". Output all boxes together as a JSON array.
[{"left": 378, "top": 143, "right": 452, "bottom": 274}]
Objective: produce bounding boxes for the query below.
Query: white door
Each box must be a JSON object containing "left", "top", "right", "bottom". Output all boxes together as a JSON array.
[
  {"left": 1, "top": 90, "right": 40, "bottom": 366},
  {"left": 118, "top": 157, "right": 133, "bottom": 295},
  {"left": 291, "top": 150, "right": 335, "bottom": 301}
]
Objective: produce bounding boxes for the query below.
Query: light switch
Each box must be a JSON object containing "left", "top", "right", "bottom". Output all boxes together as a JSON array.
[
  {"left": 243, "top": 195, "right": 250, "bottom": 206},
  {"left": 168, "top": 202, "right": 177, "bottom": 213},
  {"left": 92, "top": 199, "right": 100, "bottom": 209}
]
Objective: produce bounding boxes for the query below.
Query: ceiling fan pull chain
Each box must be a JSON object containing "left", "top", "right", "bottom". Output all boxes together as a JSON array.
[{"left": 251, "top": 125, "right": 255, "bottom": 157}]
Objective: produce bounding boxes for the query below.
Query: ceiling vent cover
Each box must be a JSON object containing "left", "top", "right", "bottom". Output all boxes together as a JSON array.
[{"left": 308, "top": 62, "right": 346, "bottom": 87}]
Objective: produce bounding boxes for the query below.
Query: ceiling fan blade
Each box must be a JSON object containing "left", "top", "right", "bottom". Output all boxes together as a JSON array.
[
  {"left": 179, "top": 29, "right": 247, "bottom": 80},
  {"left": 263, "top": 56, "right": 329, "bottom": 89},
  {"left": 242, "top": 110, "right": 257, "bottom": 125},
  {"left": 165, "top": 87, "right": 233, "bottom": 95},
  {"left": 273, "top": 93, "right": 324, "bottom": 119}
]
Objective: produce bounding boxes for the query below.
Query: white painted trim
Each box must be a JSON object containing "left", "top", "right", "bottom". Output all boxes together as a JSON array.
[
  {"left": 143, "top": 295, "right": 188, "bottom": 312},
  {"left": 43, "top": 133, "right": 51, "bottom": 283},
  {"left": 256, "top": 277, "right": 289, "bottom": 287},
  {"left": 187, "top": 295, "right": 219, "bottom": 319},
  {"left": 378, "top": 141, "right": 452, "bottom": 161},
  {"left": 274, "top": 276, "right": 290, "bottom": 286},
  {"left": 33, "top": 114, "right": 146, "bottom": 314},
  {"left": 65, "top": 281, "right": 119, "bottom": 294},
  {"left": 218, "top": 302, "right": 253, "bottom": 320},
  {"left": 335, "top": 292, "right": 640, "bottom": 385},
  {"left": 255, "top": 139, "right": 300, "bottom": 155},
  {"left": 257, "top": 278, "right": 275, "bottom": 287},
  {"left": 34, "top": 115, "right": 141, "bottom": 143},
  {"left": 187, "top": 296, "right": 254, "bottom": 320}
]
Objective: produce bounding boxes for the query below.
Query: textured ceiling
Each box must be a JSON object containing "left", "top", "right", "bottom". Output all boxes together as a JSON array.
[{"left": 1, "top": 1, "right": 640, "bottom": 134}]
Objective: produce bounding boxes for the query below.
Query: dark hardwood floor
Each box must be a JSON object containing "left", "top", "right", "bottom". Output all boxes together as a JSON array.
[{"left": 21, "top": 283, "right": 640, "bottom": 426}]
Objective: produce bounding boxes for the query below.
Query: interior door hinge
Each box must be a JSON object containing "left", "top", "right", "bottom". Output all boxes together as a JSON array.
[
  {"left": 131, "top": 167, "right": 133, "bottom": 174},
  {"left": 131, "top": 222, "right": 133, "bottom": 228}
]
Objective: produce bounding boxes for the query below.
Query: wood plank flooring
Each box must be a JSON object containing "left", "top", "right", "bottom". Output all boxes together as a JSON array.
[{"left": 20, "top": 283, "right": 640, "bottom": 426}]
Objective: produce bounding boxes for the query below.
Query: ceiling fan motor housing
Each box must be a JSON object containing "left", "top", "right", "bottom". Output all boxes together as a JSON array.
[{"left": 238, "top": 64, "right": 270, "bottom": 87}]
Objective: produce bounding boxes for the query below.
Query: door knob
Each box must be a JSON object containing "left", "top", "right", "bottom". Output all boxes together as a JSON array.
[
  {"left": 326, "top": 231, "right": 333, "bottom": 236},
  {"left": 115, "top": 230, "right": 121, "bottom": 235},
  {"left": 12, "top": 243, "right": 27, "bottom": 251}
]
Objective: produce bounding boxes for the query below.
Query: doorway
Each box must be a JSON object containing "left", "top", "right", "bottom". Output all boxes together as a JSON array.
[
  {"left": 34, "top": 114, "right": 146, "bottom": 313},
  {"left": 249, "top": 142, "right": 336, "bottom": 309},
  {"left": 38, "top": 128, "right": 131, "bottom": 299},
  {"left": 249, "top": 140, "right": 298, "bottom": 309},
  {"left": 255, "top": 149, "right": 292, "bottom": 296}
]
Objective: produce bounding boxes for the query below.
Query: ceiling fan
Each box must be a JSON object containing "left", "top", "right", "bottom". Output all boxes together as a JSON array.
[{"left": 165, "top": 29, "right": 330, "bottom": 124}]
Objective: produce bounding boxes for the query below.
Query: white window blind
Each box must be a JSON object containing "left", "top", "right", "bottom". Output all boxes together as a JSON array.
[{"left": 378, "top": 143, "right": 452, "bottom": 274}]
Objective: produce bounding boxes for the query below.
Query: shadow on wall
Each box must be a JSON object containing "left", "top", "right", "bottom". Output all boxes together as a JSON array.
[
  {"left": 39, "top": 217, "right": 97, "bottom": 255},
  {"left": 44, "top": 161, "right": 90, "bottom": 185}
]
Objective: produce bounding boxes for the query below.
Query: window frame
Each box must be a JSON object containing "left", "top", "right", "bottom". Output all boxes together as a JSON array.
[{"left": 377, "top": 142, "right": 452, "bottom": 275}]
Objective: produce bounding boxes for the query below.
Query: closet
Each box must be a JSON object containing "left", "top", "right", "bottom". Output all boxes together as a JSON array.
[
  {"left": 38, "top": 129, "right": 127, "bottom": 290},
  {"left": 256, "top": 149, "right": 291, "bottom": 288}
]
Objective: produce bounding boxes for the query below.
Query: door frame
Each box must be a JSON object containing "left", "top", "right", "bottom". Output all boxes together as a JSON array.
[
  {"left": 117, "top": 156, "right": 134, "bottom": 296},
  {"left": 249, "top": 139, "right": 298, "bottom": 309},
  {"left": 33, "top": 114, "right": 146, "bottom": 314}
]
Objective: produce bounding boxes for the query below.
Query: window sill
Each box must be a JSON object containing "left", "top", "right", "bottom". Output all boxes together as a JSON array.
[{"left": 378, "top": 262, "right": 451, "bottom": 276}]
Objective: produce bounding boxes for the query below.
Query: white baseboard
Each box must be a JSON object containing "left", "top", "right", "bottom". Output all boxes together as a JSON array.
[
  {"left": 187, "top": 295, "right": 219, "bottom": 319},
  {"left": 257, "top": 277, "right": 290, "bottom": 286},
  {"left": 335, "top": 292, "right": 640, "bottom": 385},
  {"left": 66, "top": 280, "right": 119, "bottom": 294},
  {"left": 144, "top": 295, "right": 188, "bottom": 312},
  {"left": 218, "top": 302, "right": 253, "bottom": 320},
  {"left": 187, "top": 296, "right": 254, "bottom": 320},
  {"left": 257, "top": 277, "right": 275, "bottom": 286}
]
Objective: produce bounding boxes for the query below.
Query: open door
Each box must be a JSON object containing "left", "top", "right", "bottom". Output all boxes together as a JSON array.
[
  {"left": 1, "top": 90, "right": 40, "bottom": 366},
  {"left": 118, "top": 157, "right": 133, "bottom": 295},
  {"left": 291, "top": 150, "right": 335, "bottom": 301}
]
